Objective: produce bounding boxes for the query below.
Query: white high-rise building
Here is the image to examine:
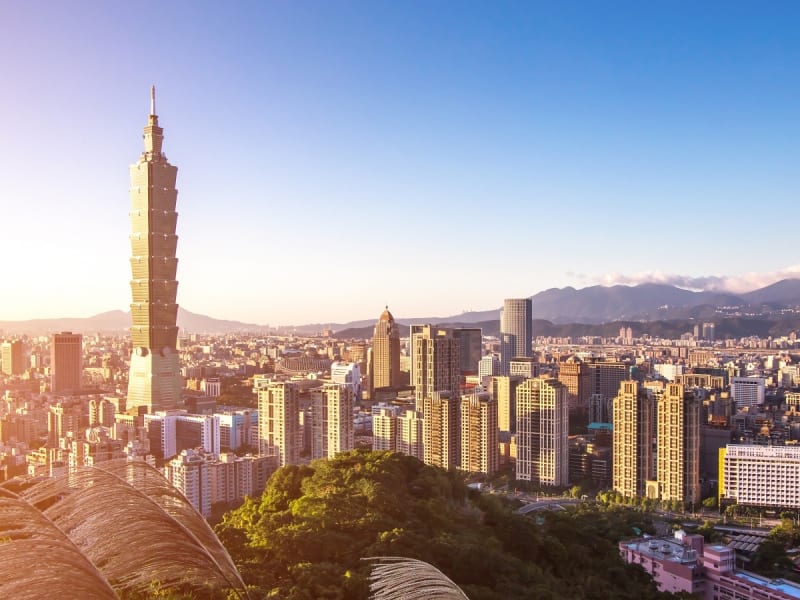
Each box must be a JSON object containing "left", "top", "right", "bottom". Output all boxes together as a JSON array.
[
  {"left": 730, "top": 377, "right": 765, "bottom": 410},
  {"left": 311, "top": 383, "right": 354, "bottom": 460},
  {"left": 721, "top": 445, "right": 800, "bottom": 509},
  {"left": 372, "top": 404, "right": 399, "bottom": 451},
  {"left": 515, "top": 378, "right": 568, "bottom": 486},
  {"left": 397, "top": 409, "right": 424, "bottom": 460}
]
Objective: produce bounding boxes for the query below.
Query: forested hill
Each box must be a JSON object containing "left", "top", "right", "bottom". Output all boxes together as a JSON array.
[{"left": 216, "top": 450, "right": 687, "bottom": 599}]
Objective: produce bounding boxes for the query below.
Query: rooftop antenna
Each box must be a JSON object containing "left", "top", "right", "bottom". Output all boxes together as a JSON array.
[{"left": 150, "top": 85, "right": 156, "bottom": 116}]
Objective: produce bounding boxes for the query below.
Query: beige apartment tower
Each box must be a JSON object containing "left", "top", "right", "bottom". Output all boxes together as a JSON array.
[
  {"left": 612, "top": 381, "right": 655, "bottom": 499},
  {"left": 127, "top": 88, "right": 183, "bottom": 413},
  {"left": 515, "top": 378, "right": 569, "bottom": 486},
  {"left": 656, "top": 383, "right": 701, "bottom": 506},
  {"left": 311, "top": 383, "right": 354, "bottom": 460},
  {"left": 412, "top": 325, "right": 461, "bottom": 412},
  {"left": 423, "top": 391, "right": 460, "bottom": 470},
  {"left": 372, "top": 306, "right": 401, "bottom": 391},
  {"left": 460, "top": 392, "right": 498, "bottom": 475},
  {"left": 257, "top": 382, "right": 300, "bottom": 467}
]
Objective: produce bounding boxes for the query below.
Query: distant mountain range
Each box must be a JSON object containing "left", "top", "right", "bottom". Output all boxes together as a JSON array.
[
  {"left": 2, "top": 279, "right": 800, "bottom": 337},
  {"left": 0, "top": 308, "right": 267, "bottom": 336}
]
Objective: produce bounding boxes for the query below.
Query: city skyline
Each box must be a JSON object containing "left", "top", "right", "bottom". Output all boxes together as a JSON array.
[{"left": 2, "top": 3, "right": 800, "bottom": 325}]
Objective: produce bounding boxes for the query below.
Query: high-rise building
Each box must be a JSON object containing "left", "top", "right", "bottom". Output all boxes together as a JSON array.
[
  {"left": 453, "top": 328, "right": 482, "bottom": 375},
  {"left": 656, "top": 384, "right": 700, "bottom": 506},
  {"left": 478, "top": 354, "right": 499, "bottom": 382},
  {"left": 720, "top": 445, "right": 800, "bottom": 509},
  {"left": 257, "top": 382, "right": 299, "bottom": 467},
  {"left": 397, "top": 409, "right": 424, "bottom": 460},
  {"left": 50, "top": 332, "right": 83, "bottom": 393},
  {"left": 589, "top": 360, "right": 629, "bottom": 403},
  {"left": 311, "top": 383, "right": 354, "bottom": 460},
  {"left": 612, "top": 381, "right": 655, "bottom": 499},
  {"left": 558, "top": 356, "right": 591, "bottom": 411},
  {"left": 127, "top": 87, "right": 183, "bottom": 413},
  {"left": 1, "top": 340, "right": 24, "bottom": 376},
  {"left": 372, "top": 404, "right": 399, "bottom": 451},
  {"left": 492, "top": 375, "right": 522, "bottom": 434},
  {"left": 500, "top": 298, "right": 532, "bottom": 375},
  {"left": 460, "top": 392, "right": 498, "bottom": 475},
  {"left": 730, "top": 376, "right": 765, "bottom": 410},
  {"left": 515, "top": 378, "right": 569, "bottom": 486},
  {"left": 412, "top": 325, "right": 461, "bottom": 412},
  {"left": 423, "top": 391, "right": 460, "bottom": 470},
  {"left": 371, "top": 307, "right": 401, "bottom": 392}
]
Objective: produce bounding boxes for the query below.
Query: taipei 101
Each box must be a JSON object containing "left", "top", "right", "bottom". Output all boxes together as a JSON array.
[{"left": 4, "top": 3, "right": 800, "bottom": 599}]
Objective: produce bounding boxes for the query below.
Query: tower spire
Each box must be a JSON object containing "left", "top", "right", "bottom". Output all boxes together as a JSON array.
[{"left": 150, "top": 85, "right": 156, "bottom": 116}]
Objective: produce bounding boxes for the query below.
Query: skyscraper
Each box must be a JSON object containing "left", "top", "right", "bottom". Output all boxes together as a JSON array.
[
  {"left": 412, "top": 325, "right": 461, "bottom": 412},
  {"left": 311, "top": 383, "right": 354, "bottom": 460},
  {"left": 127, "top": 87, "right": 183, "bottom": 413},
  {"left": 460, "top": 392, "right": 498, "bottom": 475},
  {"left": 423, "top": 391, "right": 459, "bottom": 470},
  {"left": 500, "top": 298, "right": 532, "bottom": 375},
  {"left": 515, "top": 378, "right": 569, "bottom": 486},
  {"left": 656, "top": 384, "right": 700, "bottom": 506},
  {"left": 371, "top": 306, "right": 401, "bottom": 392},
  {"left": 612, "top": 381, "right": 654, "bottom": 499},
  {"left": 1, "top": 340, "right": 24, "bottom": 376},
  {"left": 50, "top": 332, "right": 82, "bottom": 393},
  {"left": 257, "top": 381, "right": 300, "bottom": 467}
]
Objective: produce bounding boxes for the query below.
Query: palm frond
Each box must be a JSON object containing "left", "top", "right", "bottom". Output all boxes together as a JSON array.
[
  {"left": 18, "top": 459, "right": 248, "bottom": 599},
  {"left": 365, "top": 556, "right": 471, "bottom": 600},
  {"left": 0, "top": 495, "right": 120, "bottom": 599}
]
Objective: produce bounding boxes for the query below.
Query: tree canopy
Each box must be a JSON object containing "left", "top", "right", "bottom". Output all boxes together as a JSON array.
[{"left": 216, "top": 450, "right": 684, "bottom": 599}]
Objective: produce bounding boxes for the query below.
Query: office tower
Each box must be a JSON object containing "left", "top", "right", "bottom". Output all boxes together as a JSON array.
[
  {"left": 412, "top": 325, "right": 461, "bottom": 412},
  {"left": 127, "top": 87, "right": 183, "bottom": 413},
  {"left": 50, "top": 332, "right": 83, "bottom": 393},
  {"left": 515, "top": 378, "right": 569, "bottom": 486},
  {"left": 311, "top": 383, "right": 354, "bottom": 460},
  {"left": 460, "top": 392, "right": 498, "bottom": 475},
  {"left": 1, "top": 340, "right": 24, "bottom": 376},
  {"left": 500, "top": 298, "right": 532, "bottom": 375},
  {"left": 558, "top": 356, "right": 591, "bottom": 411},
  {"left": 397, "top": 409, "right": 424, "bottom": 460},
  {"left": 656, "top": 384, "right": 700, "bottom": 506},
  {"left": 423, "top": 391, "right": 459, "bottom": 469},
  {"left": 372, "top": 307, "right": 401, "bottom": 392},
  {"left": 702, "top": 322, "right": 715, "bottom": 341},
  {"left": 478, "top": 354, "right": 499, "bottom": 381},
  {"left": 612, "top": 381, "right": 654, "bottom": 499},
  {"left": 257, "top": 382, "right": 299, "bottom": 467},
  {"left": 509, "top": 357, "right": 539, "bottom": 379},
  {"left": 372, "top": 405, "right": 399, "bottom": 451},
  {"left": 589, "top": 360, "right": 629, "bottom": 402},
  {"left": 492, "top": 375, "right": 522, "bottom": 434},
  {"left": 453, "top": 328, "right": 482, "bottom": 375},
  {"left": 720, "top": 445, "right": 800, "bottom": 509},
  {"left": 730, "top": 376, "right": 765, "bottom": 410}
]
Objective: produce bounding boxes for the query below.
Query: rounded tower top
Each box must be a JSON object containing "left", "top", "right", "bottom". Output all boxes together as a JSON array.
[{"left": 379, "top": 306, "right": 395, "bottom": 322}]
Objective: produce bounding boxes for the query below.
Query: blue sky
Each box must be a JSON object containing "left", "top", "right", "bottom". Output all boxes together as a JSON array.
[{"left": 1, "top": 2, "right": 799, "bottom": 325}]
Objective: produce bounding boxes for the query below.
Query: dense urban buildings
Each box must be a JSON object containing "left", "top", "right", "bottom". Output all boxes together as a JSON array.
[{"left": 127, "top": 87, "right": 183, "bottom": 414}]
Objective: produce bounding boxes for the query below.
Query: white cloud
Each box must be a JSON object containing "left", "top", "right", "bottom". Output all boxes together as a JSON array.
[{"left": 576, "top": 265, "right": 800, "bottom": 294}]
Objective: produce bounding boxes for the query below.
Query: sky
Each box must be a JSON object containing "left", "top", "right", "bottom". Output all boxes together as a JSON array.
[{"left": 1, "top": 1, "right": 799, "bottom": 326}]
